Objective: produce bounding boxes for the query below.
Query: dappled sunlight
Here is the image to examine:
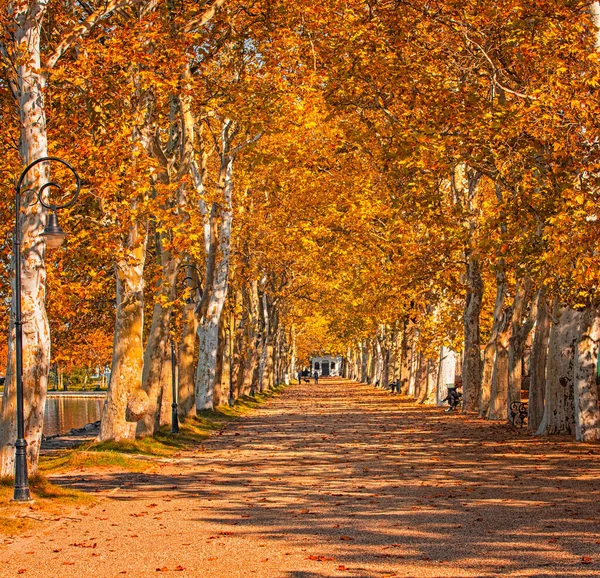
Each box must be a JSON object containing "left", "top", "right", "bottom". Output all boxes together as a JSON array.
[{"left": 2, "top": 379, "right": 600, "bottom": 576}]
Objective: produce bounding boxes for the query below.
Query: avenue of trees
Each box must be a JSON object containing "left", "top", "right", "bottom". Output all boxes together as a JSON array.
[{"left": 2, "top": 0, "right": 600, "bottom": 475}]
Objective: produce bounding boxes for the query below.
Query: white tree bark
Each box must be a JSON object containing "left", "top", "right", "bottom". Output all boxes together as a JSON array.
[
  {"left": 258, "top": 292, "right": 271, "bottom": 392},
  {"left": 195, "top": 155, "right": 234, "bottom": 410},
  {"left": 0, "top": 1, "right": 50, "bottom": 475},
  {"left": 437, "top": 346, "right": 456, "bottom": 406},
  {"left": 574, "top": 306, "right": 600, "bottom": 441},
  {"left": 537, "top": 306, "right": 581, "bottom": 436}
]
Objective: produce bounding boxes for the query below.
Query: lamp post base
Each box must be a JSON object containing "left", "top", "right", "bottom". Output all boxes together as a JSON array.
[
  {"left": 13, "top": 438, "right": 31, "bottom": 502},
  {"left": 171, "top": 403, "right": 180, "bottom": 434}
]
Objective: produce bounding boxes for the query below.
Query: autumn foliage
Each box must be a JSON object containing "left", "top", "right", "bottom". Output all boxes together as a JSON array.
[{"left": 2, "top": 0, "right": 600, "bottom": 471}]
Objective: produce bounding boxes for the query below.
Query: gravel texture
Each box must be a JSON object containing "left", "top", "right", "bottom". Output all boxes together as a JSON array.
[{"left": 2, "top": 379, "right": 600, "bottom": 577}]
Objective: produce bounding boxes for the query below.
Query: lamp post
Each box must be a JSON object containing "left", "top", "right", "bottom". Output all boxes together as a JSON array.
[
  {"left": 170, "top": 339, "right": 179, "bottom": 434},
  {"left": 250, "top": 332, "right": 261, "bottom": 397},
  {"left": 224, "top": 320, "right": 235, "bottom": 407},
  {"left": 171, "top": 263, "right": 202, "bottom": 432},
  {"left": 12, "top": 157, "right": 80, "bottom": 502}
]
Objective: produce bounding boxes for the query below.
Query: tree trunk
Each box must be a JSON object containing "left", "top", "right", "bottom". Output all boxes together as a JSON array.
[
  {"left": 486, "top": 304, "right": 511, "bottom": 421},
  {"left": 136, "top": 249, "right": 180, "bottom": 437},
  {"left": 437, "top": 346, "right": 456, "bottom": 406},
  {"left": 407, "top": 335, "right": 419, "bottom": 398},
  {"left": 462, "top": 253, "right": 483, "bottom": 412},
  {"left": 536, "top": 306, "right": 581, "bottom": 436},
  {"left": 195, "top": 156, "right": 234, "bottom": 410},
  {"left": 159, "top": 341, "right": 173, "bottom": 427},
  {"left": 360, "top": 340, "right": 368, "bottom": 383},
  {"left": 528, "top": 290, "right": 551, "bottom": 432},
  {"left": 480, "top": 269, "right": 507, "bottom": 416},
  {"left": 213, "top": 318, "right": 226, "bottom": 406},
  {"left": 486, "top": 277, "right": 533, "bottom": 421},
  {"left": 416, "top": 352, "right": 428, "bottom": 403},
  {"left": 423, "top": 356, "right": 439, "bottom": 405},
  {"left": 400, "top": 325, "right": 411, "bottom": 394},
  {"left": 375, "top": 335, "right": 384, "bottom": 386},
  {"left": 574, "top": 305, "right": 600, "bottom": 442},
  {"left": 0, "top": 4, "right": 51, "bottom": 476},
  {"left": 178, "top": 301, "right": 198, "bottom": 418},
  {"left": 508, "top": 278, "right": 535, "bottom": 409},
  {"left": 99, "top": 222, "right": 147, "bottom": 441}
]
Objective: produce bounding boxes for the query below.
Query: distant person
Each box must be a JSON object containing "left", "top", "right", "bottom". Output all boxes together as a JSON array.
[
  {"left": 442, "top": 384, "right": 462, "bottom": 412},
  {"left": 297, "top": 369, "right": 303, "bottom": 384},
  {"left": 313, "top": 371, "right": 319, "bottom": 385}
]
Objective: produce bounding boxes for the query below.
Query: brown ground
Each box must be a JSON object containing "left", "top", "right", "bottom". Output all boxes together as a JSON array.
[{"left": 2, "top": 378, "right": 600, "bottom": 577}]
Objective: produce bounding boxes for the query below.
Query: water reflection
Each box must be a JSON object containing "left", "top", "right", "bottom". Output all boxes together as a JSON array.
[{"left": 44, "top": 396, "right": 105, "bottom": 437}]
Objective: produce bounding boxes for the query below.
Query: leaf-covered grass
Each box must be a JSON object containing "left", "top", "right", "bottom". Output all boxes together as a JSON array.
[
  {"left": 0, "top": 383, "right": 286, "bottom": 536},
  {"left": 41, "top": 383, "right": 287, "bottom": 465},
  {"left": 0, "top": 474, "right": 92, "bottom": 536},
  {"left": 39, "top": 449, "right": 153, "bottom": 474}
]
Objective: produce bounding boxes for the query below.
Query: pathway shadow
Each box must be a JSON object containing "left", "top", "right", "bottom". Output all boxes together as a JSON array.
[{"left": 51, "top": 379, "right": 600, "bottom": 576}]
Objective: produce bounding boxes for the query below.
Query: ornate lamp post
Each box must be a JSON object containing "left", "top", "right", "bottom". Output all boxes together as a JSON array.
[
  {"left": 170, "top": 339, "right": 179, "bottom": 434},
  {"left": 12, "top": 157, "right": 80, "bottom": 502}
]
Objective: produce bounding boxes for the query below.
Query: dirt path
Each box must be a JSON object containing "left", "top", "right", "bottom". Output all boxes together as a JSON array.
[{"left": 2, "top": 379, "right": 600, "bottom": 577}]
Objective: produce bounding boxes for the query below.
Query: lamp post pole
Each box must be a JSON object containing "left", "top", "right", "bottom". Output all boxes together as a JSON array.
[
  {"left": 13, "top": 177, "right": 27, "bottom": 502},
  {"left": 170, "top": 339, "right": 179, "bottom": 434},
  {"left": 250, "top": 332, "right": 261, "bottom": 397},
  {"left": 12, "top": 157, "right": 80, "bottom": 502},
  {"left": 225, "top": 321, "right": 234, "bottom": 407}
]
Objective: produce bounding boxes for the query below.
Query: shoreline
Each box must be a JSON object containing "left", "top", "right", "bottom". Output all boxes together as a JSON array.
[{"left": 46, "top": 391, "right": 107, "bottom": 398}]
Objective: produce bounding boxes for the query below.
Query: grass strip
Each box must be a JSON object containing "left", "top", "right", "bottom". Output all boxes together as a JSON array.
[{"left": 0, "top": 384, "right": 286, "bottom": 536}]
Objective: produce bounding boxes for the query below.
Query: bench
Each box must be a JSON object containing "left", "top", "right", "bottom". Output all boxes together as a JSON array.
[{"left": 510, "top": 401, "right": 528, "bottom": 428}]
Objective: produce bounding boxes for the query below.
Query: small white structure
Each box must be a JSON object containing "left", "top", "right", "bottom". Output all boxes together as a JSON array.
[{"left": 310, "top": 355, "right": 343, "bottom": 377}]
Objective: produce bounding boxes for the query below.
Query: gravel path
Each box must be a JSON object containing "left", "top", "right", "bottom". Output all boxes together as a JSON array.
[{"left": 2, "top": 379, "right": 600, "bottom": 577}]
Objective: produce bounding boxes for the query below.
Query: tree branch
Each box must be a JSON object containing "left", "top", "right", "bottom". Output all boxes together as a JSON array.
[{"left": 44, "top": 0, "right": 148, "bottom": 70}]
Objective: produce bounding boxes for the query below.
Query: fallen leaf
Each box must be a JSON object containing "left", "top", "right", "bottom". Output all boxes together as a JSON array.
[
  {"left": 307, "top": 555, "right": 334, "bottom": 561},
  {"left": 582, "top": 556, "right": 593, "bottom": 564}
]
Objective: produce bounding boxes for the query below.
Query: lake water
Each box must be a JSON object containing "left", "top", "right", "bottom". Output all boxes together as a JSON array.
[{"left": 44, "top": 396, "right": 105, "bottom": 437}]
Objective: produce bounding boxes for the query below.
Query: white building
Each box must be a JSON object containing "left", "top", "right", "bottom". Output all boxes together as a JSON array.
[{"left": 310, "top": 355, "right": 343, "bottom": 377}]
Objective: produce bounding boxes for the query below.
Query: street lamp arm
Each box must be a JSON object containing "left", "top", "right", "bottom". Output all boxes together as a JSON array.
[{"left": 16, "top": 156, "right": 81, "bottom": 210}]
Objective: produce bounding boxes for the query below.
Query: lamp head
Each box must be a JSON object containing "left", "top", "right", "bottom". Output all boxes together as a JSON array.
[{"left": 41, "top": 211, "right": 66, "bottom": 249}]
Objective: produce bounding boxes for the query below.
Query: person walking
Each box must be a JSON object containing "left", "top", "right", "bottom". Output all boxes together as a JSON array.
[
  {"left": 313, "top": 370, "right": 319, "bottom": 385},
  {"left": 297, "top": 368, "right": 303, "bottom": 384}
]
